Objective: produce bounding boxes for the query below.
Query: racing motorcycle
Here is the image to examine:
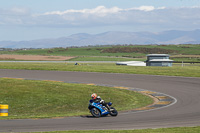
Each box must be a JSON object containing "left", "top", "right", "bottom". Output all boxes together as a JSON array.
[{"left": 88, "top": 100, "right": 118, "bottom": 117}]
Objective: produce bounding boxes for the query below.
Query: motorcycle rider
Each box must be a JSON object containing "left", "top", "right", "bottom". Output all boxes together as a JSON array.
[{"left": 91, "top": 93, "right": 112, "bottom": 111}]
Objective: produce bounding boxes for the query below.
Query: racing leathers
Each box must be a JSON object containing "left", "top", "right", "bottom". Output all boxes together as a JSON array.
[{"left": 93, "top": 96, "right": 111, "bottom": 111}]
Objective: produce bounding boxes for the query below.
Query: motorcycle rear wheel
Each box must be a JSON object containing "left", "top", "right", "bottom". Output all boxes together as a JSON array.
[{"left": 91, "top": 108, "right": 101, "bottom": 118}]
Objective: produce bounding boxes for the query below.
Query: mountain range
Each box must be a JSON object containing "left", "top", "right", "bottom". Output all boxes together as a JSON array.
[{"left": 1, "top": 29, "right": 200, "bottom": 48}]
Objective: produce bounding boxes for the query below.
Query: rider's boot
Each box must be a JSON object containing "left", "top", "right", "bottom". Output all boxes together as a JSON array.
[{"left": 106, "top": 105, "right": 114, "bottom": 112}]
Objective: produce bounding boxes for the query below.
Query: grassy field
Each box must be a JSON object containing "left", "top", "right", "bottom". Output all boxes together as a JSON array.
[
  {"left": 0, "top": 62, "right": 199, "bottom": 77},
  {"left": 2, "top": 44, "right": 200, "bottom": 56},
  {"left": 25, "top": 126, "right": 200, "bottom": 133},
  {"left": 1, "top": 44, "right": 200, "bottom": 62},
  {"left": 0, "top": 78, "right": 152, "bottom": 119}
]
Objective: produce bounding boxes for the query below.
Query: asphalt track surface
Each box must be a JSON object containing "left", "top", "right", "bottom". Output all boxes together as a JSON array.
[{"left": 0, "top": 69, "right": 200, "bottom": 132}]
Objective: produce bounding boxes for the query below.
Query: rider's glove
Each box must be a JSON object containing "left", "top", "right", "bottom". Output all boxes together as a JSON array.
[{"left": 100, "top": 100, "right": 105, "bottom": 103}]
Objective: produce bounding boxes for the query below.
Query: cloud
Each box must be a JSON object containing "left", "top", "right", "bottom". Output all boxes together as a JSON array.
[
  {"left": 1, "top": 6, "right": 200, "bottom": 31},
  {"left": 41, "top": 6, "right": 158, "bottom": 16},
  {"left": 43, "top": 6, "right": 122, "bottom": 16},
  {"left": 130, "top": 6, "right": 155, "bottom": 11},
  {"left": 0, "top": 7, "right": 30, "bottom": 25},
  {"left": 0, "top": 7, "right": 30, "bottom": 16},
  {"left": 34, "top": 6, "right": 166, "bottom": 26}
]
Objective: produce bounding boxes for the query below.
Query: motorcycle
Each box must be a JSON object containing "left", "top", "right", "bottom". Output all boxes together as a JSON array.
[{"left": 88, "top": 100, "right": 118, "bottom": 118}]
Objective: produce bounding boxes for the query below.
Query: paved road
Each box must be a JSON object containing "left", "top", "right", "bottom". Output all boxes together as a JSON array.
[{"left": 0, "top": 69, "right": 200, "bottom": 132}]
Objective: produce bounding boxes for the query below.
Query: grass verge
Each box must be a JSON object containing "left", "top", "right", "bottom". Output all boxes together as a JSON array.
[
  {"left": 22, "top": 126, "right": 200, "bottom": 133},
  {"left": 0, "top": 62, "right": 199, "bottom": 77},
  {"left": 0, "top": 78, "right": 153, "bottom": 119}
]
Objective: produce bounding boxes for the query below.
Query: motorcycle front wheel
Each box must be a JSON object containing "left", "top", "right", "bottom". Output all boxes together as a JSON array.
[
  {"left": 109, "top": 107, "right": 118, "bottom": 116},
  {"left": 91, "top": 108, "right": 101, "bottom": 118}
]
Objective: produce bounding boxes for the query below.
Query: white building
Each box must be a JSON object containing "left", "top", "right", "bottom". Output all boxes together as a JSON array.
[{"left": 146, "top": 54, "right": 173, "bottom": 67}]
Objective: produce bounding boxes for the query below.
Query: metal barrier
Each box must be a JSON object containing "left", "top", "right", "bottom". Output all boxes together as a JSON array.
[{"left": 0, "top": 104, "right": 9, "bottom": 116}]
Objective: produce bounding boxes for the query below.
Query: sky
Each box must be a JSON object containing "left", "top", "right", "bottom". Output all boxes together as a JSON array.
[{"left": 0, "top": 0, "right": 200, "bottom": 41}]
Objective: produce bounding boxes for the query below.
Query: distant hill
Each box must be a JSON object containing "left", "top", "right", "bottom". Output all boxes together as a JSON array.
[{"left": 1, "top": 29, "right": 200, "bottom": 48}]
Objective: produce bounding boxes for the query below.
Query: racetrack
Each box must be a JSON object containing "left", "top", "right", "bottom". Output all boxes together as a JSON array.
[{"left": 0, "top": 69, "right": 200, "bottom": 132}]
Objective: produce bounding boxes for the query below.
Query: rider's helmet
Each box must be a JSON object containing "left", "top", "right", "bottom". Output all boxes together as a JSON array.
[{"left": 91, "top": 93, "right": 97, "bottom": 100}]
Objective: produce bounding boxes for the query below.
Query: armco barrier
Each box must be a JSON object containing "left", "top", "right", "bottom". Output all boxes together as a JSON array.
[{"left": 0, "top": 104, "right": 9, "bottom": 116}]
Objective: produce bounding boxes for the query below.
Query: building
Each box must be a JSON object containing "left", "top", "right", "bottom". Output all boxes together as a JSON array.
[{"left": 146, "top": 54, "right": 173, "bottom": 66}]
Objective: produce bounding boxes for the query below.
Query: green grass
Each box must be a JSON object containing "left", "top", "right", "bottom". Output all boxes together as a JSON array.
[
  {"left": 1, "top": 44, "right": 200, "bottom": 57},
  {"left": 0, "top": 78, "right": 152, "bottom": 119},
  {"left": 24, "top": 126, "right": 200, "bottom": 133},
  {"left": 171, "top": 57, "right": 200, "bottom": 62},
  {"left": 1, "top": 44, "right": 200, "bottom": 62},
  {"left": 0, "top": 62, "right": 199, "bottom": 77}
]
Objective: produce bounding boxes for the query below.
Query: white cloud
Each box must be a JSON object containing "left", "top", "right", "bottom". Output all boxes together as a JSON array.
[
  {"left": 34, "top": 6, "right": 165, "bottom": 26},
  {"left": 42, "top": 6, "right": 157, "bottom": 16},
  {"left": 42, "top": 6, "right": 122, "bottom": 16},
  {"left": 132, "top": 6, "right": 155, "bottom": 11},
  {"left": 1, "top": 6, "right": 200, "bottom": 32}
]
